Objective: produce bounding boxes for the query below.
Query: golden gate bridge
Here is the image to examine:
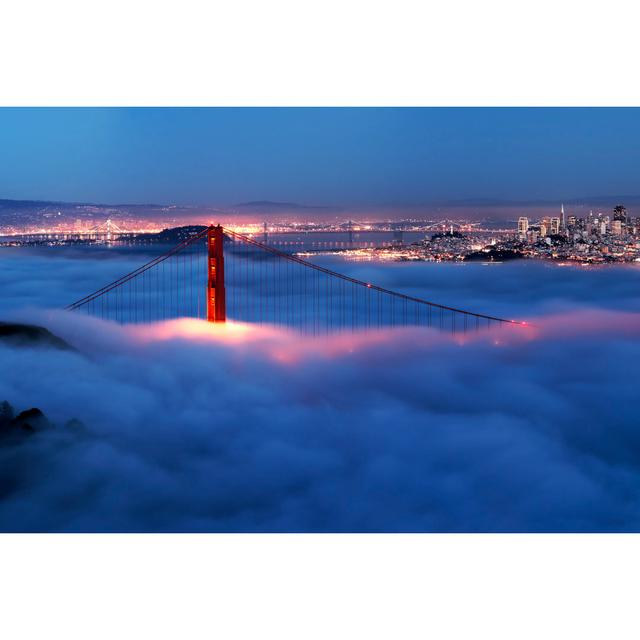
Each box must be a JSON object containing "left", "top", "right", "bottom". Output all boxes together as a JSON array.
[{"left": 66, "top": 225, "right": 527, "bottom": 334}]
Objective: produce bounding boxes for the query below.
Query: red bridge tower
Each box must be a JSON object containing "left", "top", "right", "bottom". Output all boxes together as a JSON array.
[{"left": 207, "top": 225, "right": 226, "bottom": 322}]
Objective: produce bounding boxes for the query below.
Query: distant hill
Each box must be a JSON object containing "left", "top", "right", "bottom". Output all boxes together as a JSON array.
[
  {"left": 233, "top": 200, "right": 336, "bottom": 212},
  {"left": 134, "top": 225, "right": 208, "bottom": 243},
  {"left": 0, "top": 197, "right": 167, "bottom": 210},
  {"left": 0, "top": 197, "right": 338, "bottom": 212},
  {"left": 0, "top": 198, "right": 71, "bottom": 210},
  {"left": 441, "top": 195, "right": 640, "bottom": 207}
]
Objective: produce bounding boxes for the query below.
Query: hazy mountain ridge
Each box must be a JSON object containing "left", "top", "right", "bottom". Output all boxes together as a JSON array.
[
  {"left": 233, "top": 200, "right": 335, "bottom": 211},
  {"left": 0, "top": 198, "right": 170, "bottom": 210},
  {"left": 2, "top": 194, "right": 638, "bottom": 211},
  {"left": 441, "top": 195, "right": 640, "bottom": 207}
]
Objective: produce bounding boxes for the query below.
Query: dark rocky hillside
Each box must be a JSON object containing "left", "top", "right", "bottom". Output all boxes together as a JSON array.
[
  {"left": 0, "top": 400, "right": 84, "bottom": 440},
  {"left": 0, "top": 322, "right": 73, "bottom": 350}
]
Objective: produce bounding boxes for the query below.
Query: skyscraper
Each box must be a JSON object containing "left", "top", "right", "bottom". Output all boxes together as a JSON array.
[
  {"left": 539, "top": 221, "right": 548, "bottom": 238},
  {"left": 613, "top": 205, "right": 627, "bottom": 225},
  {"left": 560, "top": 203, "right": 566, "bottom": 231},
  {"left": 518, "top": 216, "right": 529, "bottom": 238}
]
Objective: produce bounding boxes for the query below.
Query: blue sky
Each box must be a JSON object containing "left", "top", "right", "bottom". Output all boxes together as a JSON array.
[{"left": 0, "top": 108, "right": 639, "bottom": 206}]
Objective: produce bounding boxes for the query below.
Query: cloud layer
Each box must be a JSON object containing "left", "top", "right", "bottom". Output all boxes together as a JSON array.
[
  {"left": 0, "top": 309, "right": 637, "bottom": 532},
  {"left": 1, "top": 248, "right": 640, "bottom": 532}
]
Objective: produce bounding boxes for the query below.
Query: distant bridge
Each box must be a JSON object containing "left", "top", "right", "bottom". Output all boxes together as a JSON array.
[
  {"left": 2, "top": 219, "right": 139, "bottom": 243},
  {"left": 66, "top": 225, "right": 527, "bottom": 334}
]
